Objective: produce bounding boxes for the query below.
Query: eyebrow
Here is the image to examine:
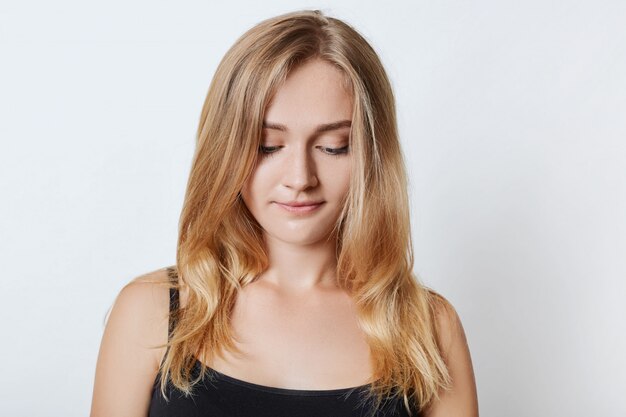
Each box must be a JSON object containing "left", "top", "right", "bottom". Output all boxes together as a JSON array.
[{"left": 262, "top": 119, "right": 352, "bottom": 133}]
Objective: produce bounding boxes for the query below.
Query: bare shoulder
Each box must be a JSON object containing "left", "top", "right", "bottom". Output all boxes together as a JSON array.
[
  {"left": 423, "top": 290, "right": 479, "bottom": 417},
  {"left": 117, "top": 266, "right": 173, "bottom": 306},
  {"left": 105, "top": 267, "right": 173, "bottom": 358},
  {"left": 427, "top": 291, "right": 466, "bottom": 358},
  {"left": 90, "top": 266, "right": 174, "bottom": 417}
]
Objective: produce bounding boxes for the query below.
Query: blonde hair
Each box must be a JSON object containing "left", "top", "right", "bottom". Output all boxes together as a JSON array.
[{"left": 155, "top": 9, "right": 452, "bottom": 414}]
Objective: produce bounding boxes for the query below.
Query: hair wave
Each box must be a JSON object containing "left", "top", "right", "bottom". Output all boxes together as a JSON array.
[{"left": 153, "top": 9, "right": 452, "bottom": 415}]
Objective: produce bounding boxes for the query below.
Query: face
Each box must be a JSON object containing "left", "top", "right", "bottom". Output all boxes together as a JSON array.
[{"left": 240, "top": 58, "right": 353, "bottom": 247}]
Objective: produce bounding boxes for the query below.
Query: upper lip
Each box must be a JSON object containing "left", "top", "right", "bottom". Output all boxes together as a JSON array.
[{"left": 276, "top": 200, "right": 324, "bottom": 207}]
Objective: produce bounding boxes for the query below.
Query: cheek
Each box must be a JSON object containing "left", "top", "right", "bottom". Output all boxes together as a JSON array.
[
  {"left": 337, "top": 178, "right": 351, "bottom": 201},
  {"left": 240, "top": 170, "right": 265, "bottom": 206},
  {"left": 239, "top": 177, "right": 255, "bottom": 208},
  {"left": 322, "top": 162, "right": 351, "bottom": 195}
]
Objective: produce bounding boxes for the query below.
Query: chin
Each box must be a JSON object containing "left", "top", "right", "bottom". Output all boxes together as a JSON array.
[{"left": 273, "top": 228, "right": 337, "bottom": 245}]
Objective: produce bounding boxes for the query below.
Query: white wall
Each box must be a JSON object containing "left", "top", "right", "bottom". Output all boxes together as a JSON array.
[{"left": 1, "top": 1, "right": 624, "bottom": 416}]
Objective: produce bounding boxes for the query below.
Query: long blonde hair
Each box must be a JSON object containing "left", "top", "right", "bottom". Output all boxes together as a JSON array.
[{"left": 156, "top": 9, "right": 452, "bottom": 414}]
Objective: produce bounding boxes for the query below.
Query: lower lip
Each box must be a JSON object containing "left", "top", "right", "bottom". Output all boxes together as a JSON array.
[{"left": 275, "top": 202, "right": 324, "bottom": 213}]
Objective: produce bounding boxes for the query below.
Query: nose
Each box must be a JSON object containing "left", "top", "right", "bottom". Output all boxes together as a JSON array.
[{"left": 281, "top": 144, "right": 318, "bottom": 191}]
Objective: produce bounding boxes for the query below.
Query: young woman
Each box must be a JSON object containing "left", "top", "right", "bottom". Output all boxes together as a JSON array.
[{"left": 90, "top": 9, "right": 478, "bottom": 417}]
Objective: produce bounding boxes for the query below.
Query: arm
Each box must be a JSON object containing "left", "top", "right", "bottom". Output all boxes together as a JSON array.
[
  {"left": 422, "top": 300, "right": 479, "bottom": 417},
  {"left": 90, "top": 278, "right": 169, "bottom": 417}
]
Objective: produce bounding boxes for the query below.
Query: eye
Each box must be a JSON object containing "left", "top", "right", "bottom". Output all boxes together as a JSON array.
[
  {"left": 319, "top": 145, "right": 350, "bottom": 157},
  {"left": 259, "top": 145, "right": 281, "bottom": 158},
  {"left": 258, "top": 145, "right": 350, "bottom": 158}
]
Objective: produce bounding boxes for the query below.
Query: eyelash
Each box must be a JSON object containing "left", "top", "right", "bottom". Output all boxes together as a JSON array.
[{"left": 259, "top": 145, "right": 349, "bottom": 158}]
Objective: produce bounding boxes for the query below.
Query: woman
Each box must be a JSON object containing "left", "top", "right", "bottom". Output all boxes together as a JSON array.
[{"left": 91, "top": 9, "right": 478, "bottom": 417}]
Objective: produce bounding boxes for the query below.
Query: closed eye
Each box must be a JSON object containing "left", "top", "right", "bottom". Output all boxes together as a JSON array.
[
  {"left": 259, "top": 145, "right": 281, "bottom": 155},
  {"left": 259, "top": 145, "right": 349, "bottom": 158},
  {"left": 319, "top": 145, "right": 349, "bottom": 157}
]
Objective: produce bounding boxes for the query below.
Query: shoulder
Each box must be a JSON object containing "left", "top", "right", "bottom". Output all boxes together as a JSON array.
[
  {"left": 425, "top": 290, "right": 465, "bottom": 359},
  {"left": 421, "top": 289, "right": 479, "bottom": 416},
  {"left": 91, "top": 266, "right": 177, "bottom": 416},
  {"left": 117, "top": 267, "right": 173, "bottom": 299},
  {"left": 103, "top": 267, "right": 174, "bottom": 366},
  {"left": 109, "top": 267, "right": 172, "bottom": 318}
]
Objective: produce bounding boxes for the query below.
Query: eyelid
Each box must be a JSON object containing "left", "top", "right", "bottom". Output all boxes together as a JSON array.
[
  {"left": 258, "top": 144, "right": 349, "bottom": 156},
  {"left": 320, "top": 145, "right": 349, "bottom": 154}
]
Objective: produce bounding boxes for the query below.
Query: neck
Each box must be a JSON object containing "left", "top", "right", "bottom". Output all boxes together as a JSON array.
[{"left": 256, "top": 233, "right": 339, "bottom": 292}]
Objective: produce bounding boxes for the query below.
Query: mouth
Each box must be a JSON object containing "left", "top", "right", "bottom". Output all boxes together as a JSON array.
[{"left": 274, "top": 201, "right": 325, "bottom": 214}]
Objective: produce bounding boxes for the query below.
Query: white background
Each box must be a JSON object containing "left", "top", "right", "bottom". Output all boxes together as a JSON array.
[{"left": 1, "top": 1, "right": 624, "bottom": 416}]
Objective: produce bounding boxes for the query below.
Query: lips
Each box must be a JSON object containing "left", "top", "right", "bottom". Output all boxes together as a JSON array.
[
  {"left": 277, "top": 200, "right": 325, "bottom": 207},
  {"left": 274, "top": 201, "right": 324, "bottom": 214}
]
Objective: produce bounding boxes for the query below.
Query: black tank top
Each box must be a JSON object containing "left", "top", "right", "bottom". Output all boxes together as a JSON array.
[{"left": 148, "top": 268, "right": 420, "bottom": 417}]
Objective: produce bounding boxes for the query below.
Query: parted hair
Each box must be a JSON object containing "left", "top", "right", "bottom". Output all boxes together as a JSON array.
[{"left": 145, "top": 9, "right": 452, "bottom": 415}]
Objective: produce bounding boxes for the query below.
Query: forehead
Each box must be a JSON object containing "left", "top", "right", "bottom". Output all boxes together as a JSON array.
[{"left": 264, "top": 59, "right": 354, "bottom": 128}]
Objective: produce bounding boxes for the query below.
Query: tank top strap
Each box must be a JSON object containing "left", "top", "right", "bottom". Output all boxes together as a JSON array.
[{"left": 165, "top": 266, "right": 179, "bottom": 341}]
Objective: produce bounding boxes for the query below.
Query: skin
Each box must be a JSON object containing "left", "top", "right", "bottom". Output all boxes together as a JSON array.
[
  {"left": 90, "top": 58, "right": 478, "bottom": 416},
  {"left": 207, "top": 58, "right": 373, "bottom": 389},
  {"left": 239, "top": 57, "right": 353, "bottom": 292}
]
